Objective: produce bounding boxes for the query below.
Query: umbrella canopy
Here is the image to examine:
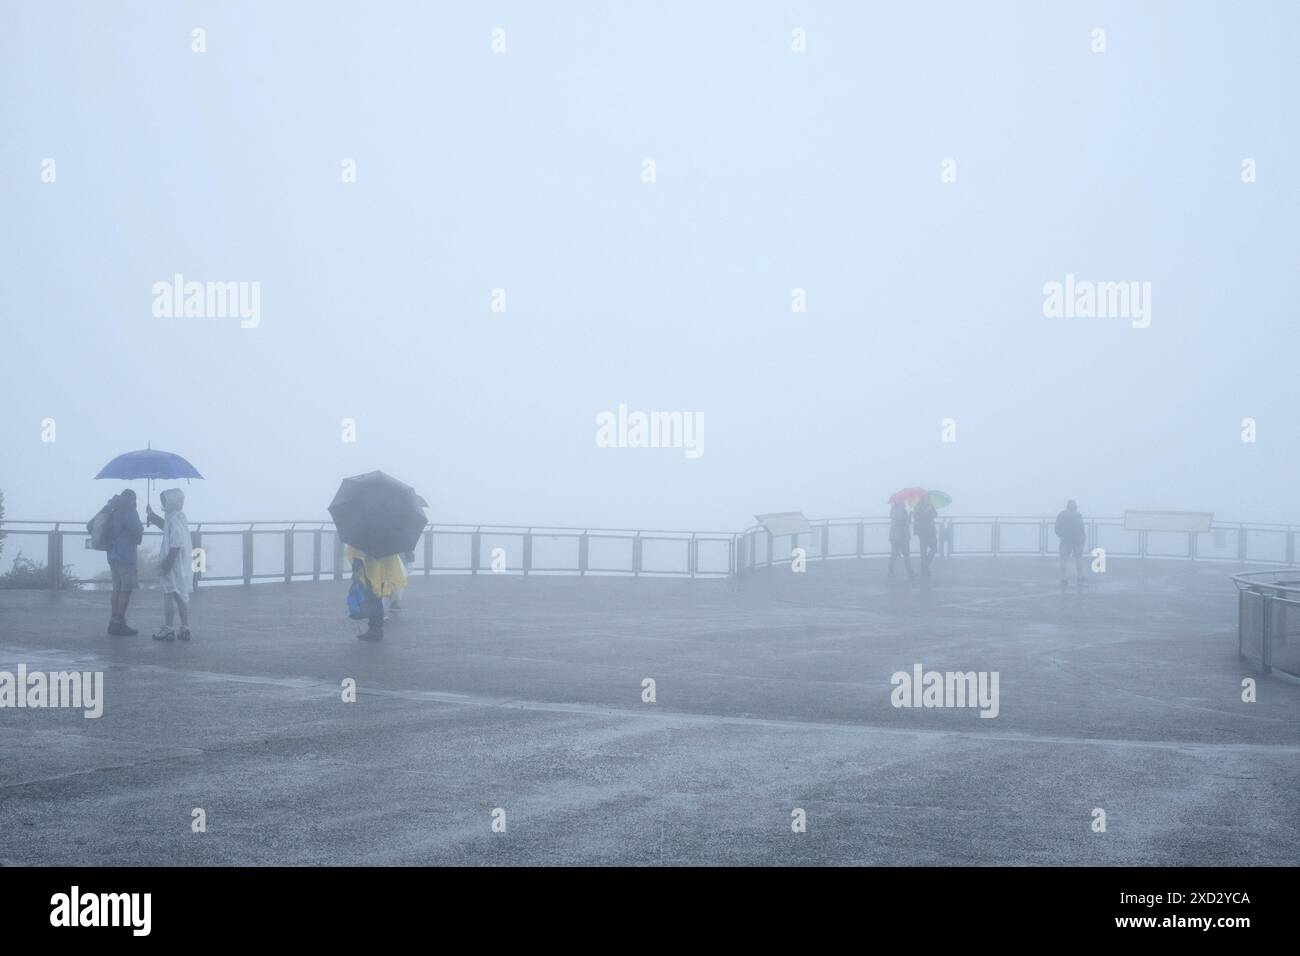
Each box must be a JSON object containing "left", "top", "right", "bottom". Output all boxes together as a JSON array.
[
  {"left": 888, "top": 487, "right": 926, "bottom": 506},
  {"left": 925, "top": 490, "right": 953, "bottom": 509},
  {"left": 95, "top": 448, "right": 203, "bottom": 481},
  {"left": 328, "top": 471, "right": 427, "bottom": 558}
]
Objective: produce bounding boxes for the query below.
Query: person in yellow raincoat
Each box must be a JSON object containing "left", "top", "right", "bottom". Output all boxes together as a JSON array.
[{"left": 345, "top": 545, "right": 407, "bottom": 641}]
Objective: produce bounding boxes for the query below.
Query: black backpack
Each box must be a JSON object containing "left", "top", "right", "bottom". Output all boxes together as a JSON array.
[{"left": 87, "top": 495, "right": 118, "bottom": 551}]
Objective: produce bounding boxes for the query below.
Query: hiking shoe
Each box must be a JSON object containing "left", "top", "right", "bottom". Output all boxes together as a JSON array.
[
  {"left": 107, "top": 620, "right": 129, "bottom": 636},
  {"left": 356, "top": 629, "right": 383, "bottom": 642},
  {"left": 152, "top": 627, "right": 175, "bottom": 642},
  {"left": 177, "top": 627, "right": 192, "bottom": 641},
  {"left": 119, "top": 622, "right": 139, "bottom": 636}
]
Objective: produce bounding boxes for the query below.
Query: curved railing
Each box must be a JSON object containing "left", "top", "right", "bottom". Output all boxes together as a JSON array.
[
  {"left": 736, "top": 515, "right": 1298, "bottom": 573},
  {"left": 1230, "top": 570, "right": 1300, "bottom": 680}
]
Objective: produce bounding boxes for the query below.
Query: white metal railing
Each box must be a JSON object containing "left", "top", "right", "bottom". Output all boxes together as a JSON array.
[
  {"left": 736, "top": 515, "right": 1298, "bottom": 573},
  {"left": 1, "top": 515, "right": 1295, "bottom": 591},
  {"left": 0, "top": 520, "right": 739, "bottom": 587}
]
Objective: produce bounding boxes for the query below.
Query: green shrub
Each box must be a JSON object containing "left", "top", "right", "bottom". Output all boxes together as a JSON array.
[{"left": 0, "top": 551, "right": 82, "bottom": 590}]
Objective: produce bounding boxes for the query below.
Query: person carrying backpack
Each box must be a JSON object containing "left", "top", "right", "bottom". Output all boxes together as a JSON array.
[{"left": 104, "top": 489, "right": 144, "bottom": 635}]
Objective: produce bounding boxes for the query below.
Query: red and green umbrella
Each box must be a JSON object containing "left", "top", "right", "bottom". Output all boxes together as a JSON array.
[
  {"left": 925, "top": 490, "right": 953, "bottom": 509},
  {"left": 888, "top": 487, "right": 926, "bottom": 506}
]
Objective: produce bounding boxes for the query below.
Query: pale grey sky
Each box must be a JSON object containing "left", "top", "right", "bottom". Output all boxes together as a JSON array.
[{"left": 2, "top": 0, "right": 1297, "bottom": 532}]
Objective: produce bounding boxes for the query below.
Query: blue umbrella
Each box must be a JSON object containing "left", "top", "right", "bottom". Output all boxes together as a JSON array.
[{"left": 95, "top": 445, "right": 203, "bottom": 506}]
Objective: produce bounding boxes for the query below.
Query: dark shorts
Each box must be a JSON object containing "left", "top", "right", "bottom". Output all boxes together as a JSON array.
[
  {"left": 109, "top": 562, "right": 138, "bottom": 593},
  {"left": 1059, "top": 541, "right": 1084, "bottom": 558}
]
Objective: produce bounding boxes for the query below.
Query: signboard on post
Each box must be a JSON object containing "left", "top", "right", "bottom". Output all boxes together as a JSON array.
[{"left": 754, "top": 512, "right": 813, "bottom": 537}]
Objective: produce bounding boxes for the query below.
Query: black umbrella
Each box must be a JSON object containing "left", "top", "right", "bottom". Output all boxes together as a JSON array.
[{"left": 328, "top": 471, "right": 427, "bottom": 558}]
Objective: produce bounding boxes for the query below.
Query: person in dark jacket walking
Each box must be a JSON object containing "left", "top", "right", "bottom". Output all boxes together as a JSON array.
[
  {"left": 1054, "top": 499, "right": 1087, "bottom": 588},
  {"left": 913, "top": 496, "right": 939, "bottom": 577},
  {"left": 106, "top": 489, "right": 144, "bottom": 635},
  {"left": 888, "top": 501, "right": 914, "bottom": 579}
]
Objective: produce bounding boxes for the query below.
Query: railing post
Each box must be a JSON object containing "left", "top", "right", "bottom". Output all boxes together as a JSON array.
[
  {"left": 47, "top": 526, "right": 62, "bottom": 590},
  {"left": 312, "top": 529, "right": 322, "bottom": 582},
  {"left": 633, "top": 534, "right": 642, "bottom": 577},
  {"left": 1237, "top": 525, "right": 1247, "bottom": 564},
  {"left": 1039, "top": 520, "right": 1048, "bottom": 555},
  {"left": 192, "top": 528, "right": 202, "bottom": 589},
  {"left": 579, "top": 532, "right": 589, "bottom": 576},
  {"left": 471, "top": 529, "right": 481, "bottom": 574},
  {"left": 766, "top": 530, "right": 773, "bottom": 567},
  {"left": 332, "top": 532, "right": 343, "bottom": 581},
  {"left": 283, "top": 529, "right": 294, "bottom": 584},
  {"left": 689, "top": 534, "right": 697, "bottom": 578},
  {"left": 1188, "top": 530, "right": 1197, "bottom": 560},
  {"left": 423, "top": 528, "right": 433, "bottom": 576},
  {"left": 242, "top": 528, "right": 253, "bottom": 585},
  {"left": 856, "top": 521, "right": 864, "bottom": 558},
  {"left": 1261, "top": 592, "right": 1273, "bottom": 673},
  {"left": 820, "top": 523, "right": 829, "bottom": 562},
  {"left": 522, "top": 531, "right": 532, "bottom": 575},
  {"left": 991, "top": 520, "right": 999, "bottom": 558},
  {"left": 1287, "top": 527, "right": 1295, "bottom": 566}
]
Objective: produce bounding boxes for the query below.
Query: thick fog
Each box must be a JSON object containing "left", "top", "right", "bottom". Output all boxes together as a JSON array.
[{"left": 3, "top": 1, "right": 1297, "bottom": 533}]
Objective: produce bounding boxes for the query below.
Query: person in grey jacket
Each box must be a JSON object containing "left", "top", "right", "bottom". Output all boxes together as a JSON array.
[
  {"left": 913, "top": 496, "right": 939, "bottom": 577},
  {"left": 888, "top": 501, "right": 914, "bottom": 579},
  {"left": 1054, "top": 499, "right": 1087, "bottom": 588}
]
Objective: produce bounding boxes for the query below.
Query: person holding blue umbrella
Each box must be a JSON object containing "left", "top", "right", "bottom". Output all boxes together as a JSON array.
[
  {"left": 146, "top": 489, "right": 193, "bottom": 641},
  {"left": 94, "top": 446, "right": 202, "bottom": 637}
]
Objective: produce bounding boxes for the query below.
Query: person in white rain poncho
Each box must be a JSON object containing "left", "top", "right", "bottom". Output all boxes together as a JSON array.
[{"left": 146, "top": 488, "right": 193, "bottom": 641}]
